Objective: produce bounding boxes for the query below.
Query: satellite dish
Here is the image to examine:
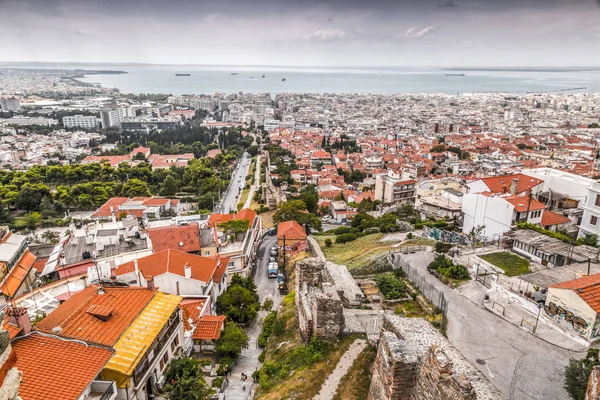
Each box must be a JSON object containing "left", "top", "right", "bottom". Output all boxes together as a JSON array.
[{"left": 179, "top": 241, "right": 184, "bottom": 247}]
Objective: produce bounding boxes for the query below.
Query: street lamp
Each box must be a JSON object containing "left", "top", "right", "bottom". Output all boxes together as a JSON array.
[{"left": 533, "top": 302, "right": 543, "bottom": 334}]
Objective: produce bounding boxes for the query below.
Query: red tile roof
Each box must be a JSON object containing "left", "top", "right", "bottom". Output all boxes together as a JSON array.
[
  {"left": 180, "top": 299, "right": 208, "bottom": 331},
  {"left": 90, "top": 197, "right": 129, "bottom": 218},
  {"left": 235, "top": 208, "right": 257, "bottom": 223},
  {"left": 0, "top": 250, "right": 36, "bottom": 298},
  {"left": 12, "top": 333, "right": 113, "bottom": 400},
  {"left": 148, "top": 223, "right": 201, "bottom": 253},
  {"left": 208, "top": 213, "right": 234, "bottom": 228},
  {"left": 504, "top": 196, "right": 546, "bottom": 212},
  {"left": 551, "top": 274, "right": 600, "bottom": 313},
  {"left": 2, "top": 316, "right": 21, "bottom": 339},
  {"left": 212, "top": 257, "right": 229, "bottom": 282},
  {"left": 35, "top": 286, "right": 156, "bottom": 346},
  {"left": 193, "top": 315, "right": 226, "bottom": 340},
  {"left": 114, "top": 249, "right": 218, "bottom": 283},
  {"left": 479, "top": 174, "right": 543, "bottom": 195},
  {"left": 277, "top": 220, "right": 306, "bottom": 241},
  {"left": 541, "top": 210, "right": 571, "bottom": 227}
]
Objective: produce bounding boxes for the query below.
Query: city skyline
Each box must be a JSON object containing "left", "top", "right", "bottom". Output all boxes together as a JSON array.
[{"left": 1, "top": 0, "right": 600, "bottom": 67}]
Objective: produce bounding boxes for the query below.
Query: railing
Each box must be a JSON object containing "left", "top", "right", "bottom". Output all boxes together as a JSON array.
[
  {"left": 88, "top": 380, "right": 117, "bottom": 400},
  {"left": 99, "top": 382, "right": 116, "bottom": 400}
]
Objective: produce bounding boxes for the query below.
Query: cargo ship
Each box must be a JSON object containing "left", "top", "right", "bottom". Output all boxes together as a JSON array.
[
  {"left": 175, "top": 73, "right": 191, "bottom": 76},
  {"left": 231, "top": 72, "right": 239, "bottom": 75},
  {"left": 445, "top": 73, "right": 465, "bottom": 76},
  {"left": 281, "top": 77, "right": 286, "bottom": 82}
]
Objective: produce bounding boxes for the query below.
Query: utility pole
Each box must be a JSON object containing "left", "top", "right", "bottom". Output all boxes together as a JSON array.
[{"left": 588, "top": 257, "right": 592, "bottom": 276}]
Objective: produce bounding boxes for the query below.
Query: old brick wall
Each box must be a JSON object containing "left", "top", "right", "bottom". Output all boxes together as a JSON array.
[
  {"left": 311, "top": 292, "right": 344, "bottom": 340},
  {"left": 587, "top": 366, "right": 600, "bottom": 400},
  {"left": 368, "top": 315, "right": 502, "bottom": 400}
]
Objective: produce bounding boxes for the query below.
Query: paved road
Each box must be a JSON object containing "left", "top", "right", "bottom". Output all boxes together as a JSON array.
[
  {"left": 222, "top": 234, "right": 280, "bottom": 399},
  {"left": 220, "top": 152, "right": 251, "bottom": 213},
  {"left": 400, "top": 252, "right": 581, "bottom": 400}
]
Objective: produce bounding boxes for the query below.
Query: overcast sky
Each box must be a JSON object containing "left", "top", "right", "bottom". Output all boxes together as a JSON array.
[{"left": 1, "top": 0, "right": 599, "bottom": 67}]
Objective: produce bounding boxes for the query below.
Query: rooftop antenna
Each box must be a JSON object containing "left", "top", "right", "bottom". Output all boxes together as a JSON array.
[{"left": 93, "top": 254, "right": 105, "bottom": 294}]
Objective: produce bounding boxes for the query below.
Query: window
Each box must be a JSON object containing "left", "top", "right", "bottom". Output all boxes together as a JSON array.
[
  {"left": 596, "top": 195, "right": 600, "bottom": 207},
  {"left": 205, "top": 251, "right": 210, "bottom": 256},
  {"left": 228, "top": 261, "right": 235, "bottom": 267},
  {"left": 161, "top": 352, "right": 169, "bottom": 369},
  {"left": 171, "top": 335, "right": 180, "bottom": 352},
  {"left": 591, "top": 215, "right": 598, "bottom": 226}
]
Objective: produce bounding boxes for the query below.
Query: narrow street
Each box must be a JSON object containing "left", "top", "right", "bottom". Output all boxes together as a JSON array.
[
  {"left": 220, "top": 152, "right": 251, "bottom": 213},
  {"left": 222, "top": 234, "right": 280, "bottom": 399}
]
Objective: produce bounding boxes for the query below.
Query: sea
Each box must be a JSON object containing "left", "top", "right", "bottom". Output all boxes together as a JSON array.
[{"left": 4, "top": 63, "right": 600, "bottom": 95}]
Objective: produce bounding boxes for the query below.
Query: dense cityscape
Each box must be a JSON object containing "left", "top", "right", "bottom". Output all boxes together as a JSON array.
[{"left": 1, "top": 1, "right": 600, "bottom": 399}]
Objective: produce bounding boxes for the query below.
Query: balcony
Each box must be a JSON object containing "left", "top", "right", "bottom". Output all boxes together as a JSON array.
[{"left": 86, "top": 380, "right": 117, "bottom": 400}]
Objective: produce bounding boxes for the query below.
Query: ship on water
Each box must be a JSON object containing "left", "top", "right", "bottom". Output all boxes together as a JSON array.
[
  {"left": 281, "top": 77, "right": 286, "bottom": 82},
  {"left": 445, "top": 73, "right": 466, "bottom": 76},
  {"left": 175, "top": 73, "right": 191, "bottom": 76},
  {"left": 262, "top": 74, "right": 265, "bottom": 78},
  {"left": 231, "top": 72, "right": 239, "bottom": 75}
]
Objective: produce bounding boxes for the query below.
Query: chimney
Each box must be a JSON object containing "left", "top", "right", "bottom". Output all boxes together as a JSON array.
[
  {"left": 134, "top": 259, "right": 141, "bottom": 286},
  {"left": 510, "top": 178, "right": 519, "bottom": 195},
  {"left": 147, "top": 276, "right": 155, "bottom": 291},
  {"left": 7, "top": 307, "right": 31, "bottom": 335},
  {"left": 184, "top": 264, "right": 192, "bottom": 279}
]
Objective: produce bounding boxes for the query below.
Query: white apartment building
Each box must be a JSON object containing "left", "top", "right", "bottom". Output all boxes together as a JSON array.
[
  {"left": 578, "top": 182, "right": 600, "bottom": 241},
  {"left": 100, "top": 109, "right": 121, "bottom": 128},
  {"left": 0, "top": 98, "right": 21, "bottom": 111},
  {"left": 374, "top": 170, "right": 417, "bottom": 206},
  {"left": 63, "top": 115, "right": 98, "bottom": 129},
  {"left": 0, "top": 116, "right": 58, "bottom": 126}
]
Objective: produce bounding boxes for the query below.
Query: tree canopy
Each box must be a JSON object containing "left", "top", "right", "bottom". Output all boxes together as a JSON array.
[
  {"left": 162, "top": 357, "right": 214, "bottom": 400},
  {"left": 273, "top": 199, "right": 321, "bottom": 231}
]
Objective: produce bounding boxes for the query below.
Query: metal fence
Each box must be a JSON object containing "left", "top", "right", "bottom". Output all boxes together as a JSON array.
[{"left": 394, "top": 255, "right": 448, "bottom": 333}]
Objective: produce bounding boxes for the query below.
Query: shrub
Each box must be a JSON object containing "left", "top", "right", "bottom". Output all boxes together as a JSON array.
[
  {"left": 335, "top": 233, "right": 357, "bottom": 244},
  {"left": 262, "top": 298, "right": 273, "bottom": 311},
  {"left": 406, "top": 232, "right": 414, "bottom": 239},
  {"left": 258, "top": 311, "right": 278, "bottom": 349},
  {"left": 564, "top": 349, "right": 600, "bottom": 400},
  {"left": 324, "top": 238, "right": 332, "bottom": 248},
  {"left": 435, "top": 242, "right": 454, "bottom": 254},
  {"left": 427, "top": 255, "right": 469, "bottom": 280},
  {"left": 212, "top": 376, "right": 225, "bottom": 388},
  {"left": 374, "top": 273, "right": 407, "bottom": 299},
  {"left": 334, "top": 226, "right": 352, "bottom": 235}
]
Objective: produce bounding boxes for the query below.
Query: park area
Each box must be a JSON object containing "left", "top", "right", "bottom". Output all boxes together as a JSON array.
[{"left": 480, "top": 251, "right": 530, "bottom": 276}]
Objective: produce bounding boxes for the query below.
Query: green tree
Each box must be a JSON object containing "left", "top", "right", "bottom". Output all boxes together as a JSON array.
[
  {"left": 122, "top": 178, "right": 151, "bottom": 198},
  {"left": 15, "top": 183, "right": 50, "bottom": 212},
  {"left": 24, "top": 212, "right": 42, "bottom": 230},
  {"left": 230, "top": 274, "right": 258, "bottom": 297},
  {"left": 216, "top": 322, "right": 249, "bottom": 359},
  {"left": 324, "top": 238, "right": 332, "bottom": 247},
  {"left": 41, "top": 230, "right": 60, "bottom": 244},
  {"left": 273, "top": 199, "right": 321, "bottom": 231},
  {"left": 0, "top": 200, "right": 13, "bottom": 224},
  {"left": 163, "top": 357, "right": 214, "bottom": 400},
  {"left": 39, "top": 196, "right": 56, "bottom": 219},
  {"left": 216, "top": 286, "right": 259, "bottom": 324},
  {"left": 565, "top": 349, "right": 600, "bottom": 400},
  {"left": 430, "top": 144, "right": 445, "bottom": 153},
  {"left": 218, "top": 219, "right": 250, "bottom": 241},
  {"left": 161, "top": 175, "right": 178, "bottom": 196},
  {"left": 132, "top": 152, "right": 147, "bottom": 161}
]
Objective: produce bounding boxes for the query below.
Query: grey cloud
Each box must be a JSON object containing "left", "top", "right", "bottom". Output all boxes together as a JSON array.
[
  {"left": 395, "top": 26, "right": 437, "bottom": 39},
  {"left": 305, "top": 28, "right": 354, "bottom": 42}
]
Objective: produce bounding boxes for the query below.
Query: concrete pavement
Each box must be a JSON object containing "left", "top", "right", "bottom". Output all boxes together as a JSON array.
[
  {"left": 399, "top": 251, "right": 585, "bottom": 400},
  {"left": 220, "top": 152, "right": 251, "bottom": 213},
  {"left": 222, "top": 234, "right": 280, "bottom": 399}
]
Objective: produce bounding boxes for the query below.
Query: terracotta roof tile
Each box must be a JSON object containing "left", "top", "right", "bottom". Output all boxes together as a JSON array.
[
  {"left": 2, "top": 316, "right": 21, "bottom": 339},
  {"left": 114, "top": 249, "right": 218, "bottom": 283},
  {"left": 148, "top": 223, "right": 201, "bottom": 253},
  {"left": 504, "top": 196, "right": 546, "bottom": 212},
  {"left": 541, "top": 210, "right": 571, "bottom": 227},
  {"left": 35, "top": 286, "right": 156, "bottom": 346},
  {"left": 277, "top": 221, "right": 306, "bottom": 241},
  {"left": 193, "top": 315, "right": 226, "bottom": 340},
  {"left": 12, "top": 333, "right": 113, "bottom": 400},
  {"left": 180, "top": 299, "right": 208, "bottom": 331},
  {"left": 551, "top": 274, "right": 600, "bottom": 313},
  {"left": 235, "top": 208, "right": 257, "bottom": 223},
  {"left": 479, "top": 174, "right": 543, "bottom": 195},
  {"left": 212, "top": 257, "right": 229, "bottom": 283},
  {"left": 208, "top": 213, "right": 234, "bottom": 228}
]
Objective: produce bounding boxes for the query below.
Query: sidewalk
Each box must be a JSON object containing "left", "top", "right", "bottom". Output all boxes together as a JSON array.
[{"left": 457, "top": 280, "right": 589, "bottom": 351}]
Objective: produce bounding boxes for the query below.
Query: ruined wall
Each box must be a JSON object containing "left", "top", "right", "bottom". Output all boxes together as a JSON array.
[
  {"left": 587, "top": 366, "right": 600, "bottom": 400},
  {"left": 295, "top": 257, "right": 345, "bottom": 342},
  {"left": 0, "top": 331, "right": 21, "bottom": 400},
  {"left": 368, "top": 315, "right": 502, "bottom": 400}
]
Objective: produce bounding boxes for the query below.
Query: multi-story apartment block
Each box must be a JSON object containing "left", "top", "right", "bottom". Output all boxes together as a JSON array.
[
  {"left": 578, "top": 182, "right": 600, "bottom": 242},
  {"left": 63, "top": 114, "right": 98, "bottom": 129},
  {"left": 375, "top": 170, "right": 417, "bottom": 206},
  {"left": 0, "top": 97, "right": 21, "bottom": 111}
]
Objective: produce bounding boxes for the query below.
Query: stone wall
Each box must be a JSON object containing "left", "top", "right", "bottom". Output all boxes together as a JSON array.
[
  {"left": 587, "top": 366, "right": 600, "bottom": 400},
  {"left": 368, "top": 315, "right": 502, "bottom": 400},
  {"left": 0, "top": 330, "right": 21, "bottom": 400},
  {"left": 295, "top": 257, "right": 344, "bottom": 342}
]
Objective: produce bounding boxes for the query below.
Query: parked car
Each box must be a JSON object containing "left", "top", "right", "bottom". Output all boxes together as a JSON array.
[
  {"left": 267, "top": 228, "right": 276, "bottom": 236},
  {"left": 269, "top": 256, "right": 276, "bottom": 263},
  {"left": 270, "top": 246, "right": 278, "bottom": 257}
]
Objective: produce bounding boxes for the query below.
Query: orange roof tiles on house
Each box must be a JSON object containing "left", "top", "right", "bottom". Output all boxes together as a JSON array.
[
  {"left": 193, "top": 315, "right": 226, "bottom": 340},
  {"left": 277, "top": 221, "right": 306, "bottom": 241},
  {"left": 114, "top": 249, "right": 218, "bottom": 284},
  {"left": 90, "top": 197, "right": 129, "bottom": 218},
  {"left": 551, "top": 274, "right": 600, "bottom": 313},
  {"left": 142, "top": 197, "right": 170, "bottom": 207},
  {"left": 479, "top": 174, "right": 543, "bottom": 195},
  {"left": 235, "top": 208, "right": 257, "bottom": 223},
  {"left": 208, "top": 213, "right": 234, "bottom": 228},
  {"left": 0, "top": 250, "right": 36, "bottom": 298},
  {"left": 148, "top": 223, "right": 201, "bottom": 253},
  {"left": 212, "top": 257, "right": 229, "bottom": 282},
  {"left": 504, "top": 196, "right": 546, "bottom": 212},
  {"left": 541, "top": 211, "right": 571, "bottom": 227},
  {"left": 12, "top": 333, "right": 113, "bottom": 400},
  {"left": 36, "top": 286, "right": 156, "bottom": 347},
  {"left": 180, "top": 299, "right": 208, "bottom": 331}
]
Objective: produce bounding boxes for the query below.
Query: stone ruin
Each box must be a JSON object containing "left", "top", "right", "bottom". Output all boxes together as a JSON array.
[
  {"left": 368, "top": 314, "right": 503, "bottom": 400},
  {"left": 295, "top": 256, "right": 367, "bottom": 341}
]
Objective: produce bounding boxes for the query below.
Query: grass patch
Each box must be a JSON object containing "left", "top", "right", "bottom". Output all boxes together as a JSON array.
[
  {"left": 260, "top": 210, "right": 275, "bottom": 228},
  {"left": 480, "top": 251, "right": 530, "bottom": 276},
  {"left": 316, "top": 233, "right": 393, "bottom": 269},
  {"left": 333, "top": 345, "right": 377, "bottom": 400},
  {"left": 239, "top": 188, "right": 251, "bottom": 207}
]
